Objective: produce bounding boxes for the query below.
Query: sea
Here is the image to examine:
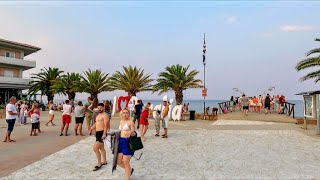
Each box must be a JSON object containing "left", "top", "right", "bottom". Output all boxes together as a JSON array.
[{"left": 51, "top": 99, "right": 304, "bottom": 118}]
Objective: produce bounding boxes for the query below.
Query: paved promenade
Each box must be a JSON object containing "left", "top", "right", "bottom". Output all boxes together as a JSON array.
[{"left": 1, "top": 112, "right": 320, "bottom": 179}]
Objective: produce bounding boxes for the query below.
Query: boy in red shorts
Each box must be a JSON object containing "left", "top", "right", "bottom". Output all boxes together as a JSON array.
[{"left": 140, "top": 102, "right": 151, "bottom": 141}]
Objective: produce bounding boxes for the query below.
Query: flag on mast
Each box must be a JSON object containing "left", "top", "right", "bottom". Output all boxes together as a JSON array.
[{"left": 203, "top": 33, "right": 206, "bottom": 65}]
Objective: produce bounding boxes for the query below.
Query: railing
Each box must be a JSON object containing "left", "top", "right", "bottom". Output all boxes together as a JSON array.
[
  {"left": 218, "top": 101, "right": 231, "bottom": 114},
  {"left": 282, "top": 101, "right": 295, "bottom": 119}
]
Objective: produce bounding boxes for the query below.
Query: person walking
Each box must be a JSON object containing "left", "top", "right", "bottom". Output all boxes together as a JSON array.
[
  {"left": 104, "top": 100, "right": 112, "bottom": 121},
  {"left": 230, "top": 96, "right": 235, "bottom": 112},
  {"left": 46, "top": 100, "right": 55, "bottom": 126},
  {"left": 88, "top": 98, "right": 99, "bottom": 127},
  {"left": 85, "top": 97, "right": 93, "bottom": 131},
  {"left": 19, "top": 101, "right": 28, "bottom": 125},
  {"left": 117, "top": 108, "right": 135, "bottom": 180},
  {"left": 60, "top": 100, "right": 72, "bottom": 136},
  {"left": 74, "top": 101, "right": 85, "bottom": 136},
  {"left": 253, "top": 96, "right": 258, "bottom": 112},
  {"left": 154, "top": 110, "right": 161, "bottom": 137},
  {"left": 3, "top": 97, "right": 18, "bottom": 143},
  {"left": 241, "top": 94, "right": 249, "bottom": 116},
  {"left": 128, "top": 100, "right": 135, "bottom": 120},
  {"left": 257, "top": 95, "right": 263, "bottom": 113},
  {"left": 89, "top": 103, "right": 110, "bottom": 171},
  {"left": 139, "top": 102, "right": 151, "bottom": 141},
  {"left": 279, "top": 95, "right": 285, "bottom": 114},
  {"left": 30, "top": 109, "right": 40, "bottom": 136},
  {"left": 28, "top": 102, "right": 42, "bottom": 133},
  {"left": 264, "top": 94, "right": 271, "bottom": 114},
  {"left": 133, "top": 100, "right": 143, "bottom": 129}
]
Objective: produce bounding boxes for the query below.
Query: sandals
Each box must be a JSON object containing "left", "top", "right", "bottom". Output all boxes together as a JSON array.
[
  {"left": 155, "top": 134, "right": 159, "bottom": 137},
  {"left": 162, "top": 135, "right": 168, "bottom": 138},
  {"left": 93, "top": 165, "right": 102, "bottom": 171},
  {"left": 93, "top": 162, "right": 107, "bottom": 171}
]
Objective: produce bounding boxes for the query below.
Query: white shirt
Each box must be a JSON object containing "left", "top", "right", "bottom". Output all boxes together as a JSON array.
[
  {"left": 74, "top": 106, "right": 84, "bottom": 117},
  {"left": 128, "top": 103, "right": 134, "bottom": 111},
  {"left": 6, "top": 103, "right": 17, "bottom": 119},
  {"left": 31, "top": 114, "right": 39, "bottom": 123},
  {"left": 62, "top": 104, "right": 72, "bottom": 115}
]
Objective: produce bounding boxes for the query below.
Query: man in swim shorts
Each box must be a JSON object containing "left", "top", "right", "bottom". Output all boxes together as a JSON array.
[
  {"left": 89, "top": 103, "right": 110, "bottom": 171},
  {"left": 161, "top": 101, "right": 170, "bottom": 138}
]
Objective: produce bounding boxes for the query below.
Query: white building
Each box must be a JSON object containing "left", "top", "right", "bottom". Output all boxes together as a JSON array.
[{"left": 0, "top": 38, "right": 41, "bottom": 104}]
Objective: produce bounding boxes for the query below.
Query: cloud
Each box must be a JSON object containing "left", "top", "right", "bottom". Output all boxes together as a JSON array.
[
  {"left": 280, "top": 25, "right": 318, "bottom": 32},
  {"left": 226, "top": 16, "right": 238, "bottom": 24},
  {"left": 259, "top": 33, "right": 273, "bottom": 38}
]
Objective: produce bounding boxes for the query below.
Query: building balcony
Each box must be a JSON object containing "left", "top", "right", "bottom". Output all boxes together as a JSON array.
[
  {"left": 0, "top": 76, "right": 31, "bottom": 89},
  {"left": 0, "top": 56, "right": 36, "bottom": 70}
]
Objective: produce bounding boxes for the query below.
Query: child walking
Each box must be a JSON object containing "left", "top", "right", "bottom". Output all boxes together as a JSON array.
[
  {"left": 30, "top": 109, "right": 40, "bottom": 136},
  {"left": 154, "top": 110, "right": 161, "bottom": 137}
]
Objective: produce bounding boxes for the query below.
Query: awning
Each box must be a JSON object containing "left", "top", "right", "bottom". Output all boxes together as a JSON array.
[{"left": 295, "top": 90, "right": 320, "bottom": 96}]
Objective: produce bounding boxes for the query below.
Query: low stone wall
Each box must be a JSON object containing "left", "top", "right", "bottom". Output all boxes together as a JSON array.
[
  {"left": 195, "top": 113, "right": 218, "bottom": 121},
  {"left": 296, "top": 118, "right": 317, "bottom": 125}
]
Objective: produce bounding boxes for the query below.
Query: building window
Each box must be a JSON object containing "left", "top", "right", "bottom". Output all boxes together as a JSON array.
[
  {"left": 5, "top": 51, "right": 15, "bottom": 58},
  {"left": 4, "top": 70, "right": 14, "bottom": 77}
]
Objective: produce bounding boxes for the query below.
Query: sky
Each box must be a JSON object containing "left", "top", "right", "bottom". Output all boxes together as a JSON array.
[{"left": 0, "top": 1, "right": 319, "bottom": 101}]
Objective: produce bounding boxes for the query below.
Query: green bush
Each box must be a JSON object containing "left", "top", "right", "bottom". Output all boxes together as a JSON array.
[{"left": 0, "top": 105, "right": 5, "bottom": 109}]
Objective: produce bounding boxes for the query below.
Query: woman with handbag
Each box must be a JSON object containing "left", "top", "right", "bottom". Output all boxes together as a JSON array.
[
  {"left": 139, "top": 102, "right": 151, "bottom": 141},
  {"left": 118, "top": 108, "right": 135, "bottom": 180}
]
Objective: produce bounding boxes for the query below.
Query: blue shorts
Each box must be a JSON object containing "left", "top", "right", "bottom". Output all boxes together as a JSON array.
[
  {"left": 6, "top": 119, "right": 16, "bottom": 132},
  {"left": 118, "top": 137, "right": 134, "bottom": 156}
]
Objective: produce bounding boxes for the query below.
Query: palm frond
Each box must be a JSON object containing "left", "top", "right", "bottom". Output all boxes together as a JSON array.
[
  {"left": 299, "top": 70, "right": 320, "bottom": 82},
  {"left": 109, "top": 66, "right": 153, "bottom": 96},
  {"left": 295, "top": 56, "right": 320, "bottom": 71}
]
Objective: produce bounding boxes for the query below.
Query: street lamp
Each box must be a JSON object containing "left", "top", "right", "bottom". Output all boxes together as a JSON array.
[{"left": 268, "top": 86, "right": 275, "bottom": 96}]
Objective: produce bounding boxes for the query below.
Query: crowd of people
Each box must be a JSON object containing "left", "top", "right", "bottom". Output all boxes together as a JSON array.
[
  {"left": 202, "top": 94, "right": 287, "bottom": 116},
  {"left": 3, "top": 96, "right": 173, "bottom": 180},
  {"left": 229, "top": 94, "right": 287, "bottom": 116}
]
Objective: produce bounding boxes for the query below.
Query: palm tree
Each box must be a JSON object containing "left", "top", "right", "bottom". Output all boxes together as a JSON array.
[
  {"left": 51, "top": 72, "right": 81, "bottom": 101},
  {"left": 73, "top": 69, "right": 110, "bottom": 100},
  {"left": 295, "top": 38, "right": 320, "bottom": 82},
  {"left": 109, "top": 66, "right": 153, "bottom": 97},
  {"left": 29, "top": 67, "right": 63, "bottom": 101},
  {"left": 153, "top": 64, "right": 202, "bottom": 105}
]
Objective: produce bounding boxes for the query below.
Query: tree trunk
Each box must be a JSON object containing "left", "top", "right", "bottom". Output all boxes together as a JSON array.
[
  {"left": 68, "top": 93, "right": 76, "bottom": 101},
  {"left": 128, "top": 92, "right": 136, "bottom": 99},
  {"left": 175, "top": 89, "right": 184, "bottom": 105},
  {"left": 91, "top": 93, "right": 98, "bottom": 104},
  {"left": 47, "top": 92, "right": 54, "bottom": 102}
]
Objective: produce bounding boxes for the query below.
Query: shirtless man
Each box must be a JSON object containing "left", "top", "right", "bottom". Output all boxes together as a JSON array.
[
  {"left": 89, "top": 103, "right": 110, "bottom": 171},
  {"left": 162, "top": 101, "right": 170, "bottom": 138}
]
